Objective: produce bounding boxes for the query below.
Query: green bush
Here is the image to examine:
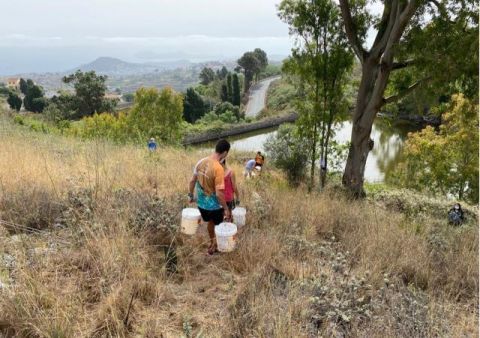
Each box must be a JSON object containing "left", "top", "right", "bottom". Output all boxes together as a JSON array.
[
  {"left": 264, "top": 124, "right": 309, "bottom": 186},
  {"left": 122, "top": 93, "right": 134, "bottom": 103},
  {"left": 214, "top": 102, "right": 242, "bottom": 121},
  {"left": 57, "top": 120, "right": 71, "bottom": 133},
  {"left": 194, "top": 101, "right": 244, "bottom": 126},
  {"left": 0, "top": 84, "right": 10, "bottom": 96},
  {"left": 28, "top": 120, "right": 49, "bottom": 133},
  {"left": 259, "top": 64, "right": 282, "bottom": 79},
  {"left": 7, "top": 91, "right": 22, "bottom": 111},
  {"left": 44, "top": 103, "right": 74, "bottom": 124},
  {"left": 258, "top": 79, "right": 297, "bottom": 119},
  {"left": 69, "top": 87, "right": 184, "bottom": 145},
  {"left": 267, "top": 80, "right": 296, "bottom": 110},
  {"left": 13, "top": 115, "right": 25, "bottom": 125},
  {"left": 71, "top": 112, "right": 130, "bottom": 143}
]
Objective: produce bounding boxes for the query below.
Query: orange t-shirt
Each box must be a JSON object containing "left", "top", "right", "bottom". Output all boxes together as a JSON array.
[
  {"left": 255, "top": 154, "right": 264, "bottom": 165},
  {"left": 194, "top": 156, "right": 225, "bottom": 196}
]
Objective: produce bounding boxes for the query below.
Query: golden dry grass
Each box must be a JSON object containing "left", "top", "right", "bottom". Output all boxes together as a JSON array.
[{"left": 0, "top": 118, "right": 478, "bottom": 337}]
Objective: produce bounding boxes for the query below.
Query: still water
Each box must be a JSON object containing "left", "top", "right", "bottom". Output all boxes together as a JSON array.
[{"left": 222, "top": 119, "right": 418, "bottom": 182}]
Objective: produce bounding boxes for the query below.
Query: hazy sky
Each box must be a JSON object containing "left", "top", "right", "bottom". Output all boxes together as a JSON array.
[
  {"left": 0, "top": 0, "right": 383, "bottom": 75},
  {"left": 0, "top": 0, "right": 294, "bottom": 74}
]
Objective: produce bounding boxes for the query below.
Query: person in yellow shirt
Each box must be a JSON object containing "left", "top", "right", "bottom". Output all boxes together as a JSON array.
[
  {"left": 188, "top": 139, "right": 231, "bottom": 255},
  {"left": 254, "top": 151, "right": 265, "bottom": 175},
  {"left": 255, "top": 151, "right": 265, "bottom": 167}
]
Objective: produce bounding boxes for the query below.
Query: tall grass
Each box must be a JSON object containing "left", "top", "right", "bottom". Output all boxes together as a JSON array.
[{"left": 0, "top": 117, "right": 477, "bottom": 337}]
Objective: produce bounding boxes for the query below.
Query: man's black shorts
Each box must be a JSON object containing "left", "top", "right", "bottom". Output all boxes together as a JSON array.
[{"left": 198, "top": 208, "right": 224, "bottom": 225}]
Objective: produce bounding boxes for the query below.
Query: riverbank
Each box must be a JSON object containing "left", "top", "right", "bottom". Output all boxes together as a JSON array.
[
  {"left": 377, "top": 112, "right": 441, "bottom": 127},
  {"left": 183, "top": 112, "right": 297, "bottom": 145}
]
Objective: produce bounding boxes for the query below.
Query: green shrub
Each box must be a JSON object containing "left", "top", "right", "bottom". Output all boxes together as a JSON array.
[
  {"left": 214, "top": 102, "right": 242, "bottom": 121},
  {"left": 68, "top": 87, "right": 184, "bottom": 145},
  {"left": 264, "top": 124, "right": 308, "bottom": 186},
  {"left": 259, "top": 64, "right": 282, "bottom": 79},
  {"left": 13, "top": 115, "right": 25, "bottom": 125},
  {"left": 266, "top": 80, "right": 297, "bottom": 114},
  {"left": 72, "top": 112, "right": 130, "bottom": 143},
  {"left": 44, "top": 103, "right": 74, "bottom": 124},
  {"left": 29, "top": 120, "right": 49, "bottom": 133}
]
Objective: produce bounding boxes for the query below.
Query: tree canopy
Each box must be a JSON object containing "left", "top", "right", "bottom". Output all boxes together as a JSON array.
[
  {"left": 183, "top": 87, "right": 207, "bottom": 123},
  {"left": 392, "top": 94, "right": 478, "bottom": 203},
  {"left": 237, "top": 48, "right": 269, "bottom": 92},
  {"left": 23, "top": 82, "right": 46, "bottom": 113},
  {"left": 19, "top": 78, "right": 28, "bottom": 95},
  {"left": 279, "top": 0, "right": 354, "bottom": 189},
  {"left": 63, "top": 70, "right": 116, "bottom": 117},
  {"left": 7, "top": 92, "right": 22, "bottom": 111},
  {"left": 129, "top": 87, "right": 184, "bottom": 143},
  {"left": 232, "top": 73, "right": 241, "bottom": 106},
  {"left": 199, "top": 67, "right": 216, "bottom": 85},
  {"left": 338, "top": 0, "right": 479, "bottom": 196}
]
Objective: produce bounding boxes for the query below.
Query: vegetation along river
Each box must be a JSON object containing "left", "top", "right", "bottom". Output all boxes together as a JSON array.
[{"left": 200, "top": 118, "right": 419, "bottom": 183}]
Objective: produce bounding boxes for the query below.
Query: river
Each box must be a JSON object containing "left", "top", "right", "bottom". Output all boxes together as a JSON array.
[
  {"left": 198, "top": 77, "right": 418, "bottom": 183},
  {"left": 223, "top": 118, "right": 418, "bottom": 182}
]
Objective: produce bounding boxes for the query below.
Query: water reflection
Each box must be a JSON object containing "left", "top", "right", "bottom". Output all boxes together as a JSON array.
[
  {"left": 331, "top": 120, "right": 415, "bottom": 182},
  {"left": 371, "top": 120, "right": 417, "bottom": 182}
]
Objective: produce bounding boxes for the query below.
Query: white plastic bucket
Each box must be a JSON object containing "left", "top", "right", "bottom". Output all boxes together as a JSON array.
[
  {"left": 215, "top": 222, "right": 237, "bottom": 252},
  {"left": 232, "top": 207, "right": 246, "bottom": 228},
  {"left": 181, "top": 208, "right": 201, "bottom": 235}
]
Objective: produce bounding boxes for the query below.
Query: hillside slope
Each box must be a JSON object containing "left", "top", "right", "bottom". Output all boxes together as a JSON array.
[{"left": 0, "top": 118, "right": 478, "bottom": 337}]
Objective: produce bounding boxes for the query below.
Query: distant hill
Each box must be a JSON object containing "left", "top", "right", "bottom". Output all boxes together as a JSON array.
[
  {"left": 73, "top": 57, "right": 157, "bottom": 75},
  {"left": 72, "top": 57, "right": 195, "bottom": 76},
  {"left": 0, "top": 57, "right": 239, "bottom": 94}
]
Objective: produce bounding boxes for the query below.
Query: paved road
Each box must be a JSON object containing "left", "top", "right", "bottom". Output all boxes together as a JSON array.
[{"left": 244, "top": 76, "right": 281, "bottom": 118}]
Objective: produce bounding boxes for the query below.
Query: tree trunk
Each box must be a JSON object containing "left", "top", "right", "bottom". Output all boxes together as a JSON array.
[
  {"left": 342, "top": 59, "right": 384, "bottom": 197},
  {"left": 320, "top": 158, "right": 327, "bottom": 188},
  {"left": 339, "top": 0, "right": 419, "bottom": 197},
  {"left": 321, "top": 109, "right": 335, "bottom": 189},
  {"left": 342, "top": 123, "right": 374, "bottom": 197},
  {"left": 309, "top": 124, "right": 318, "bottom": 192}
]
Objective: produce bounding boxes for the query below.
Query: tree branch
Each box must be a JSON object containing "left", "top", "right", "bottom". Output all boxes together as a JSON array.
[
  {"left": 382, "top": 77, "right": 430, "bottom": 104},
  {"left": 339, "top": 0, "right": 367, "bottom": 62},
  {"left": 392, "top": 59, "right": 416, "bottom": 70},
  {"left": 428, "top": 0, "right": 448, "bottom": 16},
  {"left": 371, "top": 0, "right": 399, "bottom": 58},
  {"left": 383, "top": 0, "right": 419, "bottom": 57},
  {"left": 372, "top": 0, "right": 394, "bottom": 47}
]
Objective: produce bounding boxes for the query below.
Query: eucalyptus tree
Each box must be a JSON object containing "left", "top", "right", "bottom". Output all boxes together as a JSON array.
[{"left": 338, "top": 0, "right": 478, "bottom": 196}]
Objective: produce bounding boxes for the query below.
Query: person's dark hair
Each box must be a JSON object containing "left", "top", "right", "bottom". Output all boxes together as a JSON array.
[{"left": 215, "top": 139, "right": 230, "bottom": 154}]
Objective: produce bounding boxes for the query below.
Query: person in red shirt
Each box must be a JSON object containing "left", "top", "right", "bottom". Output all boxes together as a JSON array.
[{"left": 221, "top": 159, "right": 240, "bottom": 212}]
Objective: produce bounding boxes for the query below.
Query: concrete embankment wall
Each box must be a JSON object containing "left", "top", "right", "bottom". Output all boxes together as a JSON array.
[{"left": 183, "top": 112, "right": 298, "bottom": 145}]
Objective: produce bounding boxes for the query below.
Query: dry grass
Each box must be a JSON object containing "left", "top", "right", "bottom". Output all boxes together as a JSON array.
[{"left": 0, "top": 118, "right": 478, "bottom": 337}]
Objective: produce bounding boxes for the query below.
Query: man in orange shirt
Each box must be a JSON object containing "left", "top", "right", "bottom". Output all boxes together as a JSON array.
[{"left": 188, "top": 139, "right": 231, "bottom": 255}]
